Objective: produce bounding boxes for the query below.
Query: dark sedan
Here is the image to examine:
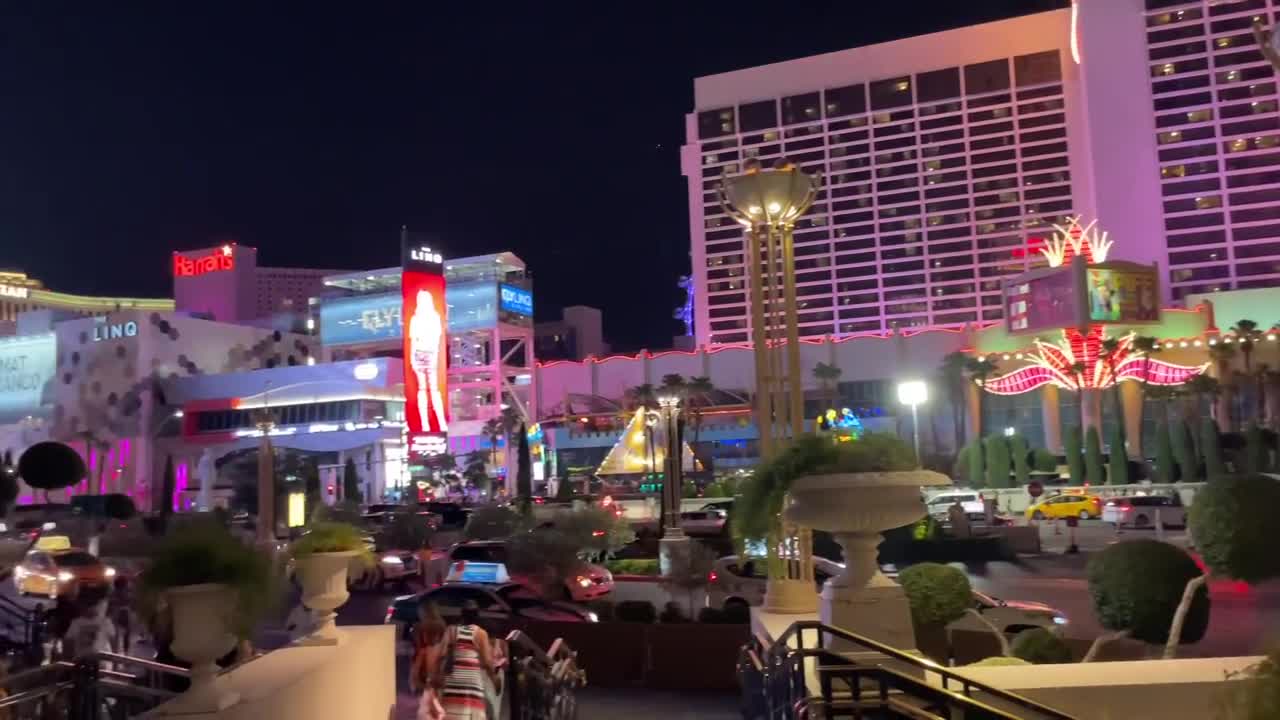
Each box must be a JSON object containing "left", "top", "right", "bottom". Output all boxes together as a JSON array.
[{"left": 385, "top": 582, "right": 597, "bottom": 638}]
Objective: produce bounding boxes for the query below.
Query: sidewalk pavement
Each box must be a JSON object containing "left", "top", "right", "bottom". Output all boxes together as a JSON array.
[{"left": 394, "top": 688, "right": 739, "bottom": 719}]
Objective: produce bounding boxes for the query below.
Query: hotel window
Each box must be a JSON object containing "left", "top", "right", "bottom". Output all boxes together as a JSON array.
[
  {"left": 738, "top": 99, "right": 778, "bottom": 132},
  {"left": 697, "top": 108, "right": 735, "bottom": 139},
  {"left": 824, "top": 83, "right": 867, "bottom": 118},
  {"left": 1014, "top": 51, "right": 1062, "bottom": 86},
  {"left": 870, "top": 77, "right": 913, "bottom": 110},
  {"left": 916, "top": 67, "right": 961, "bottom": 104},
  {"left": 781, "top": 92, "right": 821, "bottom": 125},
  {"left": 964, "top": 59, "right": 1011, "bottom": 95}
]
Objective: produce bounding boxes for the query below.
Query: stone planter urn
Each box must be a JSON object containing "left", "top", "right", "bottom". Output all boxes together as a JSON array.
[
  {"left": 785, "top": 470, "right": 949, "bottom": 648},
  {"left": 294, "top": 550, "right": 359, "bottom": 644},
  {"left": 164, "top": 583, "right": 241, "bottom": 713}
]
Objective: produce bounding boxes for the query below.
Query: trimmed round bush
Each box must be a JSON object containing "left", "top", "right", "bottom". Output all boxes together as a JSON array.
[
  {"left": 18, "top": 441, "right": 85, "bottom": 493},
  {"left": 899, "top": 562, "right": 971, "bottom": 627},
  {"left": 1086, "top": 539, "right": 1209, "bottom": 646},
  {"left": 1190, "top": 474, "right": 1280, "bottom": 584},
  {"left": 1011, "top": 628, "right": 1072, "bottom": 665}
]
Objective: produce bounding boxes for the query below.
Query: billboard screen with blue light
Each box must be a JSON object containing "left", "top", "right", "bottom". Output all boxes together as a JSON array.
[
  {"left": 499, "top": 284, "right": 533, "bottom": 317},
  {"left": 319, "top": 283, "right": 501, "bottom": 347}
]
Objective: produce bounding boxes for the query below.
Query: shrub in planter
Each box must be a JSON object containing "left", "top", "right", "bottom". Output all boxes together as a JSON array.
[
  {"left": 615, "top": 600, "right": 657, "bottom": 624},
  {"left": 902, "top": 562, "right": 1009, "bottom": 655},
  {"left": 1032, "top": 448, "right": 1058, "bottom": 474},
  {"left": 721, "top": 601, "right": 750, "bottom": 624},
  {"left": 659, "top": 602, "right": 690, "bottom": 623},
  {"left": 1085, "top": 538, "right": 1208, "bottom": 661},
  {"left": 605, "top": 558, "right": 660, "bottom": 576},
  {"left": 290, "top": 522, "right": 374, "bottom": 642},
  {"left": 1011, "top": 628, "right": 1072, "bottom": 664},
  {"left": 697, "top": 607, "right": 726, "bottom": 624},
  {"left": 967, "top": 657, "right": 1031, "bottom": 667}
]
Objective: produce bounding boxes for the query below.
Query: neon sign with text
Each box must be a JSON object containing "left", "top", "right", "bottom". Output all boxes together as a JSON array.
[{"left": 174, "top": 245, "right": 235, "bottom": 278}]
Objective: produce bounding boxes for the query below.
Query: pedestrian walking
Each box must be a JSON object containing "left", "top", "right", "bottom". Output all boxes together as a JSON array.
[{"left": 410, "top": 602, "right": 446, "bottom": 720}]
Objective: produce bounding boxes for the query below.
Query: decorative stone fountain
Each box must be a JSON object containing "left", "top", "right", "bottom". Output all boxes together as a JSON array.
[{"left": 785, "top": 469, "right": 949, "bottom": 648}]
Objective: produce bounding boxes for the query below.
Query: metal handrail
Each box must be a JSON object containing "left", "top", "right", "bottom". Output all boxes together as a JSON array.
[
  {"left": 749, "top": 620, "right": 1077, "bottom": 720},
  {"left": 773, "top": 620, "right": 1076, "bottom": 717},
  {"left": 504, "top": 630, "right": 585, "bottom": 720}
]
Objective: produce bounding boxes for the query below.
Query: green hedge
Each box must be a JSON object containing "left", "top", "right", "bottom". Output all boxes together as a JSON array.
[{"left": 606, "top": 558, "right": 660, "bottom": 576}]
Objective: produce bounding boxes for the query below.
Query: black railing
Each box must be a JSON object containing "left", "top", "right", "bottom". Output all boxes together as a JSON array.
[
  {"left": 504, "top": 630, "right": 585, "bottom": 720},
  {"left": 739, "top": 620, "right": 1077, "bottom": 720},
  {"left": 0, "top": 652, "right": 188, "bottom": 720}
]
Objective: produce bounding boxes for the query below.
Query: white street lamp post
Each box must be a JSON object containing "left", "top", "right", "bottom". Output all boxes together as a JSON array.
[{"left": 896, "top": 381, "right": 928, "bottom": 463}]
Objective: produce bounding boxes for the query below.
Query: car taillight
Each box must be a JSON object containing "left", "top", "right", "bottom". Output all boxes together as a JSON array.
[
  {"left": 708, "top": 571, "right": 718, "bottom": 583},
  {"left": 384, "top": 607, "right": 394, "bottom": 622}
]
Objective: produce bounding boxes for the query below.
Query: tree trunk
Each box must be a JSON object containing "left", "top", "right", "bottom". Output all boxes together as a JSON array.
[
  {"left": 1082, "top": 629, "right": 1130, "bottom": 663},
  {"left": 965, "top": 609, "right": 1010, "bottom": 656},
  {"left": 1163, "top": 574, "right": 1208, "bottom": 659}
]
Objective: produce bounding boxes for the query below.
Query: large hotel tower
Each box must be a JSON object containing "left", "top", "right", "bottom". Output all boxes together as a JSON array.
[{"left": 682, "top": 0, "right": 1280, "bottom": 346}]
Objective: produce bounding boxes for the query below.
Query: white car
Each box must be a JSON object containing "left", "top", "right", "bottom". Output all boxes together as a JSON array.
[
  {"left": 1101, "top": 495, "right": 1186, "bottom": 528},
  {"left": 680, "top": 501, "right": 731, "bottom": 535},
  {"left": 925, "top": 491, "right": 986, "bottom": 520},
  {"left": 708, "top": 556, "right": 1067, "bottom": 634}
]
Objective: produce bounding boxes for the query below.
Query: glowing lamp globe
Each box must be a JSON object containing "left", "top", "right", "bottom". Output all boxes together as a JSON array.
[
  {"left": 896, "top": 381, "right": 927, "bottom": 407},
  {"left": 720, "top": 160, "right": 819, "bottom": 228}
]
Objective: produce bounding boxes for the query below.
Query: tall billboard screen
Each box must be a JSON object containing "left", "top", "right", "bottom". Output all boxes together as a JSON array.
[
  {"left": 402, "top": 240, "right": 449, "bottom": 445},
  {"left": 1004, "top": 267, "right": 1082, "bottom": 335},
  {"left": 1086, "top": 265, "right": 1160, "bottom": 324},
  {"left": 0, "top": 333, "right": 55, "bottom": 424},
  {"left": 499, "top": 284, "right": 533, "bottom": 317},
  {"left": 320, "top": 293, "right": 402, "bottom": 347}
]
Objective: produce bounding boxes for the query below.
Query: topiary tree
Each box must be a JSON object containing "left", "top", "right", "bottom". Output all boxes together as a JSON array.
[
  {"left": 1032, "top": 447, "right": 1057, "bottom": 474},
  {"left": 952, "top": 444, "right": 971, "bottom": 485},
  {"left": 1084, "top": 427, "right": 1105, "bottom": 486},
  {"left": 464, "top": 505, "right": 523, "bottom": 541},
  {"left": 18, "top": 441, "right": 86, "bottom": 501},
  {"left": 1177, "top": 474, "right": 1280, "bottom": 660},
  {"left": 1172, "top": 418, "right": 1198, "bottom": 483},
  {"left": 1155, "top": 421, "right": 1175, "bottom": 483},
  {"left": 968, "top": 438, "right": 985, "bottom": 488},
  {"left": 659, "top": 541, "right": 718, "bottom": 619},
  {"left": 161, "top": 455, "right": 176, "bottom": 526},
  {"left": 1011, "top": 627, "right": 1072, "bottom": 665},
  {"left": 1108, "top": 423, "right": 1129, "bottom": 485},
  {"left": 1064, "top": 426, "right": 1084, "bottom": 485},
  {"left": 516, "top": 422, "right": 533, "bottom": 510},
  {"left": 0, "top": 451, "right": 19, "bottom": 517},
  {"left": 1202, "top": 417, "right": 1227, "bottom": 479},
  {"left": 1009, "top": 434, "right": 1030, "bottom": 486},
  {"left": 1245, "top": 423, "right": 1268, "bottom": 475},
  {"left": 901, "top": 562, "right": 1009, "bottom": 656},
  {"left": 342, "top": 457, "right": 361, "bottom": 503},
  {"left": 1084, "top": 538, "right": 1209, "bottom": 661},
  {"left": 984, "top": 434, "right": 1010, "bottom": 489}
]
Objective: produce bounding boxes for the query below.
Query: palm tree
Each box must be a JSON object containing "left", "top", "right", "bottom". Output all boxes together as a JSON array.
[
  {"left": 660, "top": 374, "right": 687, "bottom": 396},
  {"left": 1209, "top": 343, "right": 1237, "bottom": 429},
  {"left": 812, "top": 362, "right": 843, "bottom": 410},
  {"left": 965, "top": 356, "right": 1000, "bottom": 437},
  {"left": 1188, "top": 373, "right": 1222, "bottom": 422},
  {"left": 626, "top": 383, "right": 657, "bottom": 410},
  {"left": 685, "top": 376, "right": 715, "bottom": 471},
  {"left": 482, "top": 418, "right": 504, "bottom": 468},
  {"left": 1100, "top": 337, "right": 1124, "bottom": 426},
  {"left": 939, "top": 352, "right": 970, "bottom": 450},
  {"left": 1232, "top": 319, "right": 1260, "bottom": 373}
]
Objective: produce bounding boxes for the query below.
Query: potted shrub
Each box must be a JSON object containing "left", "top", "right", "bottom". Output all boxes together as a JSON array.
[
  {"left": 140, "top": 522, "right": 275, "bottom": 713},
  {"left": 290, "top": 521, "right": 373, "bottom": 644}
]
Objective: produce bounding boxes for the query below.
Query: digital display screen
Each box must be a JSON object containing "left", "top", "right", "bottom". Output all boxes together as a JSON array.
[
  {"left": 403, "top": 240, "right": 449, "bottom": 448},
  {"left": 1005, "top": 268, "right": 1081, "bottom": 334},
  {"left": 1087, "top": 266, "right": 1160, "bottom": 324},
  {"left": 319, "top": 293, "right": 402, "bottom": 347},
  {"left": 0, "top": 333, "right": 54, "bottom": 424},
  {"left": 499, "top": 284, "right": 533, "bottom": 317}
]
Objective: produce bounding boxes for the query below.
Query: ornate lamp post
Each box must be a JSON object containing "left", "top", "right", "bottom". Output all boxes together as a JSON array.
[
  {"left": 720, "top": 159, "right": 820, "bottom": 614},
  {"left": 253, "top": 406, "right": 277, "bottom": 545},
  {"left": 896, "top": 381, "right": 928, "bottom": 464},
  {"left": 656, "top": 395, "right": 688, "bottom": 575}
]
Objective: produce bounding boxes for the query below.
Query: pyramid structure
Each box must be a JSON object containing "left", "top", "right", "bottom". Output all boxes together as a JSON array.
[{"left": 596, "top": 407, "right": 701, "bottom": 476}]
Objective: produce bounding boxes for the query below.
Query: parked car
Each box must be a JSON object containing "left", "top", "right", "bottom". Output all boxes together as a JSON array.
[
  {"left": 680, "top": 501, "right": 731, "bottom": 535},
  {"left": 15, "top": 541, "right": 115, "bottom": 600},
  {"left": 417, "top": 501, "right": 470, "bottom": 530},
  {"left": 434, "top": 540, "right": 614, "bottom": 602},
  {"left": 1024, "top": 493, "right": 1101, "bottom": 521},
  {"left": 1101, "top": 494, "right": 1186, "bottom": 528},
  {"left": 385, "top": 582, "right": 597, "bottom": 639},
  {"left": 925, "top": 491, "right": 985, "bottom": 520},
  {"left": 708, "top": 555, "right": 1068, "bottom": 633}
]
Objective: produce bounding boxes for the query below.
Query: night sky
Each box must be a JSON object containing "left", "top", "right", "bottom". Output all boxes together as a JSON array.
[{"left": 0, "top": 1, "right": 1066, "bottom": 351}]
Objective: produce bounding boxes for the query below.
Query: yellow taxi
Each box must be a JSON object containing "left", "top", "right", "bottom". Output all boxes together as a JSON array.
[
  {"left": 1024, "top": 492, "right": 1102, "bottom": 521},
  {"left": 13, "top": 536, "right": 116, "bottom": 599}
]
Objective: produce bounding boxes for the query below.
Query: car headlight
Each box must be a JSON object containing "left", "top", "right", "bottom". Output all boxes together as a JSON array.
[
  {"left": 57, "top": 571, "right": 74, "bottom": 583},
  {"left": 104, "top": 567, "right": 117, "bottom": 578},
  {"left": 586, "top": 611, "right": 599, "bottom": 623},
  {"left": 381, "top": 555, "right": 404, "bottom": 565},
  {"left": 576, "top": 576, "right": 592, "bottom": 588},
  {"left": 1052, "top": 615, "right": 1068, "bottom": 625}
]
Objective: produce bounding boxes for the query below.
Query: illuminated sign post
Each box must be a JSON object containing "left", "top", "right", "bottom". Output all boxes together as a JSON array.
[{"left": 402, "top": 235, "right": 448, "bottom": 461}]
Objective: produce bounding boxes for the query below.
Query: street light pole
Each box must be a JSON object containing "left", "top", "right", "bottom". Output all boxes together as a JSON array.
[
  {"left": 657, "top": 395, "right": 688, "bottom": 575},
  {"left": 897, "top": 381, "right": 928, "bottom": 467}
]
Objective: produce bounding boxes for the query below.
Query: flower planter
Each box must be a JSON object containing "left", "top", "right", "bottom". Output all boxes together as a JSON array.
[
  {"left": 164, "top": 583, "right": 241, "bottom": 713},
  {"left": 294, "top": 550, "right": 359, "bottom": 644},
  {"left": 786, "top": 469, "right": 949, "bottom": 647}
]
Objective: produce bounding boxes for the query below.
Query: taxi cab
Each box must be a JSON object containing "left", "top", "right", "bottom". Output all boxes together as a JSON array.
[
  {"left": 14, "top": 536, "right": 116, "bottom": 599},
  {"left": 1024, "top": 492, "right": 1102, "bottom": 521}
]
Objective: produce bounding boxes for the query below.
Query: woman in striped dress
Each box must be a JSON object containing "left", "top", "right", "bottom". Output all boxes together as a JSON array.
[{"left": 439, "top": 601, "right": 496, "bottom": 720}]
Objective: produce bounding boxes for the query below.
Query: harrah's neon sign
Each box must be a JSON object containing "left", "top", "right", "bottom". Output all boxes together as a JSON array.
[{"left": 173, "top": 245, "right": 235, "bottom": 278}]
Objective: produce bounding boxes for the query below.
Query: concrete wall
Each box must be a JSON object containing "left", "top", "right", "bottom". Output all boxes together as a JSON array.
[{"left": 171, "top": 625, "right": 396, "bottom": 720}]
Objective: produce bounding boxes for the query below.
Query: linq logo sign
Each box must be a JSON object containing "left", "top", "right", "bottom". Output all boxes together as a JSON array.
[{"left": 174, "top": 245, "right": 235, "bottom": 278}]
